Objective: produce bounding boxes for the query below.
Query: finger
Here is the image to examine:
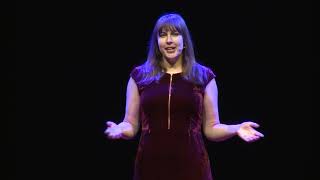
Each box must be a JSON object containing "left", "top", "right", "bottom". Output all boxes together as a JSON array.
[
  {"left": 109, "top": 133, "right": 121, "bottom": 140},
  {"left": 245, "top": 136, "right": 253, "bottom": 142},
  {"left": 106, "top": 121, "right": 116, "bottom": 127},
  {"left": 104, "top": 128, "right": 110, "bottom": 135},
  {"left": 108, "top": 135, "right": 116, "bottom": 140},
  {"left": 247, "top": 135, "right": 260, "bottom": 142},
  {"left": 107, "top": 132, "right": 117, "bottom": 139},
  {"left": 248, "top": 137, "right": 258, "bottom": 143},
  {"left": 247, "top": 137, "right": 254, "bottom": 142},
  {"left": 249, "top": 122, "right": 260, "bottom": 128},
  {"left": 255, "top": 131, "right": 264, "bottom": 137},
  {"left": 105, "top": 128, "right": 116, "bottom": 135},
  {"left": 106, "top": 121, "right": 115, "bottom": 126}
]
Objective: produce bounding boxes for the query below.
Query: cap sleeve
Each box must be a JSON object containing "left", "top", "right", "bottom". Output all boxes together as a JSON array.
[
  {"left": 130, "top": 66, "right": 141, "bottom": 84},
  {"left": 204, "top": 67, "right": 216, "bottom": 87},
  {"left": 129, "top": 66, "right": 144, "bottom": 93}
]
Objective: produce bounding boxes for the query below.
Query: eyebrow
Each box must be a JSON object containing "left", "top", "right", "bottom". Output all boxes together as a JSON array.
[{"left": 159, "top": 29, "right": 179, "bottom": 34}]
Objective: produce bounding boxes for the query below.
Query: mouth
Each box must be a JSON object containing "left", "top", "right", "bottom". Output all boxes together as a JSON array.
[{"left": 164, "top": 47, "right": 176, "bottom": 53}]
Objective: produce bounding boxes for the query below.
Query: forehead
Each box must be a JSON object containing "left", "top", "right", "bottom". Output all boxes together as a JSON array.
[{"left": 158, "top": 25, "right": 179, "bottom": 33}]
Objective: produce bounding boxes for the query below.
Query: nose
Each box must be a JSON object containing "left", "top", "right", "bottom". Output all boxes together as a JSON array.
[{"left": 166, "top": 35, "right": 173, "bottom": 44}]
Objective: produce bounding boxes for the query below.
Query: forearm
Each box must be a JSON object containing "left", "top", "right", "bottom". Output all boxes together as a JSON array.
[
  {"left": 204, "top": 123, "right": 240, "bottom": 142},
  {"left": 118, "top": 121, "right": 138, "bottom": 140}
]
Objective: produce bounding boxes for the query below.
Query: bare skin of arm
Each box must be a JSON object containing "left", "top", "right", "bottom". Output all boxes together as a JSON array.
[
  {"left": 202, "top": 78, "right": 264, "bottom": 142},
  {"left": 105, "top": 77, "right": 140, "bottom": 140}
]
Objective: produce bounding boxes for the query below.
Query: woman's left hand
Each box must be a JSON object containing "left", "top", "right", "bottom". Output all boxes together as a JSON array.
[{"left": 237, "top": 122, "right": 264, "bottom": 142}]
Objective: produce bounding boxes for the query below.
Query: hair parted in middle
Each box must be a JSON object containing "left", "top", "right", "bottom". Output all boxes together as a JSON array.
[{"left": 136, "top": 13, "right": 212, "bottom": 86}]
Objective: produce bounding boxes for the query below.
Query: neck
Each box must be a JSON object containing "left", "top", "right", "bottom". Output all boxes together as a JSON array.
[{"left": 161, "top": 56, "right": 183, "bottom": 73}]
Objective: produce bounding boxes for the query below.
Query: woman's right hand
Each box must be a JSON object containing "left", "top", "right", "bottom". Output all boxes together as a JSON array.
[{"left": 104, "top": 121, "right": 123, "bottom": 139}]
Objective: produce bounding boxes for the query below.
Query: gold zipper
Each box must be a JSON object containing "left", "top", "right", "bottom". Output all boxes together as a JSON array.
[{"left": 168, "top": 74, "right": 173, "bottom": 129}]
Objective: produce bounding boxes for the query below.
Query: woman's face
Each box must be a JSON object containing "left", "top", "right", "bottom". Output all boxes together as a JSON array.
[{"left": 157, "top": 29, "right": 184, "bottom": 63}]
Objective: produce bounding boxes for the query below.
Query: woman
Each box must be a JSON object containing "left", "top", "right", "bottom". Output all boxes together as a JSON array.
[{"left": 105, "top": 13, "right": 264, "bottom": 180}]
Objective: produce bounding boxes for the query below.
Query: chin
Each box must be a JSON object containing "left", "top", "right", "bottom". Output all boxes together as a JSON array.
[
  {"left": 165, "top": 54, "right": 178, "bottom": 59},
  {"left": 166, "top": 57, "right": 178, "bottom": 62}
]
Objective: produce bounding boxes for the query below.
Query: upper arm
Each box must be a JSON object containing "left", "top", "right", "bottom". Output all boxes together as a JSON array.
[
  {"left": 124, "top": 77, "right": 140, "bottom": 130},
  {"left": 203, "top": 78, "right": 220, "bottom": 131}
]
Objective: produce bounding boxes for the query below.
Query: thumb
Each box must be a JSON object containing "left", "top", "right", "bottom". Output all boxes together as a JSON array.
[
  {"left": 106, "top": 121, "right": 117, "bottom": 127},
  {"left": 249, "top": 122, "right": 260, "bottom": 128}
]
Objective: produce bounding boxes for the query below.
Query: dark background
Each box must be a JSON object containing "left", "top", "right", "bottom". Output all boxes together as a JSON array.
[{"left": 11, "top": 1, "right": 314, "bottom": 180}]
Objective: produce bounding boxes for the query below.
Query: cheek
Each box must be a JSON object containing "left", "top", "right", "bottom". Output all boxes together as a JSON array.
[
  {"left": 178, "top": 41, "right": 184, "bottom": 51},
  {"left": 157, "top": 39, "right": 165, "bottom": 48},
  {"left": 177, "top": 38, "right": 184, "bottom": 48}
]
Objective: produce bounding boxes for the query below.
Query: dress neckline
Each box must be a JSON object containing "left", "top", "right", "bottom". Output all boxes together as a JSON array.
[{"left": 164, "top": 72, "right": 182, "bottom": 75}]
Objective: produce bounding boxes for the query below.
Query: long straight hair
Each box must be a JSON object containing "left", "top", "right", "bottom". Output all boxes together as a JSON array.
[{"left": 137, "top": 13, "right": 210, "bottom": 86}]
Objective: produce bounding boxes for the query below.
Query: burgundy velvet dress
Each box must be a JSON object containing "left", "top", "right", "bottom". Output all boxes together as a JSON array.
[{"left": 130, "top": 66, "right": 216, "bottom": 180}]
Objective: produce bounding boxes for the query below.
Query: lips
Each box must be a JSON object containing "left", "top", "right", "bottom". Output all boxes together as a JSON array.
[
  {"left": 164, "top": 47, "right": 176, "bottom": 53},
  {"left": 165, "top": 47, "right": 176, "bottom": 50}
]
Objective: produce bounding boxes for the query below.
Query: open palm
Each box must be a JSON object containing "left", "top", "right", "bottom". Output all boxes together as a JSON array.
[
  {"left": 237, "top": 122, "right": 264, "bottom": 142},
  {"left": 104, "top": 121, "right": 122, "bottom": 139}
]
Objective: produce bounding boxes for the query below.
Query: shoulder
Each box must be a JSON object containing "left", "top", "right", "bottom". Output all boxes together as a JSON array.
[
  {"left": 130, "top": 65, "right": 143, "bottom": 74},
  {"left": 130, "top": 65, "right": 144, "bottom": 81},
  {"left": 199, "top": 64, "right": 216, "bottom": 78},
  {"left": 129, "top": 64, "right": 148, "bottom": 94},
  {"left": 194, "top": 63, "right": 216, "bottom": 85},
  {"left": 194, "top": 62, "right": 215, "bottom": 73}
]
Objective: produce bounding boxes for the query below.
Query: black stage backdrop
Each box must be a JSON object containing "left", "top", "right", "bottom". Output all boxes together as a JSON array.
[{"left": 12, "top": 1, "right": 314, "bottom": 180}]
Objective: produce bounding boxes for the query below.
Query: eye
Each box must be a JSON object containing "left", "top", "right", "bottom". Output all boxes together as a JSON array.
[
  {"left": 171, "top": 32, "right": 180, "bottom": 36},
  {"left": 159, "top": 32, "right": 167, "bottom": 37}
]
